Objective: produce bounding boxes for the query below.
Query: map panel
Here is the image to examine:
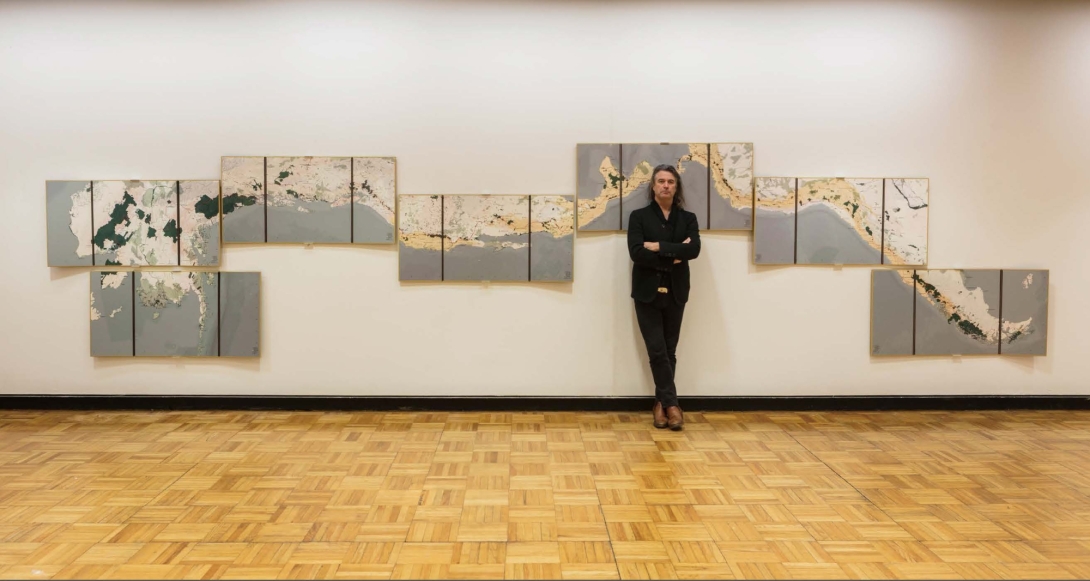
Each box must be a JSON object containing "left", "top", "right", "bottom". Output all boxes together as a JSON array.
[
  {"left": 576, "top": 144, "right": 622, "bottom": 231},
  {"left": 443, "top": 195, "right": 530, "bottom": 282},
  {"left": 46, "top": 180, "right": 93, "bottom": 266},
  {"left": 353, "top": 157, "right": 396, "bottom": 244},
  {"left": 135, "top": 271, "right": 219, "bottom": 357},
  {"left": 915, "top": 269, "right": 1001, "bottom": 356},
  {"left": 883, "top": 178, "right": 929, "bottom": 266},
  {"left": 621, "top": 143, "right": 709, "bottom": 230},
  {"left": 871, "top": 269, "right": 916, "bottom": 356},
  {"left": 221, "top": 156, "right": 266, "bottom": 243},
  {"left": 90, "top": 271, "right": 133, "bottom": 357},
  {"left": 92, "top": 180, "right": 179, "bottom": 266},
  {"left": 220, "top": 272, "right": 261, "bottom": 358},
  {"left": 1001, "top": 269, "right": 1049, "bottom": 356},
  {"left": 179, "top": 180, "right": 220, "bottom": 266},
  {"left": 796, "top": 178, "right": 883, "bottom": 265},
  {"left": 530, "top": 195, "right": 574, "bottom": 282},
  {"left": 709, "top": 143, "right": 754, "bottom": 230},
  {"left": 266, "top": 156, "right": 351, "bottom": 243},
  {"left": 753, "top": 177, "right": 796, "bottom": 265},
  {"left": 398, "top": 195, "right": 443, "bottom": 281}
]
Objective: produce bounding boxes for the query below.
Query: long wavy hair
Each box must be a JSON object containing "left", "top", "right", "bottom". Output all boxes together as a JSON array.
[{"left": 646, "top": 164, "right": 685, "bottom": 209}]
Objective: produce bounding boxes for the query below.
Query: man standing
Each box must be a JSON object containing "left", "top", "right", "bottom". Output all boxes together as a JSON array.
[{"left": 626, "top": 164, "right": 701, "bottom": 430}]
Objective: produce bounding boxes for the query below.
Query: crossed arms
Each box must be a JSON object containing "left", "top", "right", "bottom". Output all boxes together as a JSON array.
[{"left": 627, "top": 212, "right": 702, "bottom": 271}]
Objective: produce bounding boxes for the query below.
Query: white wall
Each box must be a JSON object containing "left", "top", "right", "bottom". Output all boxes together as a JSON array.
[{"left": 2, "top": 0, "right": 1088, "bottom": 396}]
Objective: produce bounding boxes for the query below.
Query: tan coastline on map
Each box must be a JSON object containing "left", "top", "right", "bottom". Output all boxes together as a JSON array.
[
  {"left": 398, "top": 195, "right": 442, "bottom": 251},
  {"left": 710, "top": 143, "right": 753, "bottom": 210},
  {"left": 443, "top": 195, "right": 529, "bottom": 251},
  {"left": 798, "top": 178, "right": 883, "bottom": 255},
  {"left": 623, "top": 143, "right": 709, "bottom": 199},
  {"left": 531, "top": 195, "right": 574, "bottom": 238},
  {"left": 577, "top": 156, "right": 621, "bottom": 227},
  {"left": 915, "top": 269, "right": 1030, "bottom": 345},
  {"left": 755, "top": 177, "right": 795, "bottom": 212}
]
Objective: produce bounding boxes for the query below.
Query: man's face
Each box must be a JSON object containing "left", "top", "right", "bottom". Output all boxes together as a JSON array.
[{"left": 653, "top": 170, "right": 677, "bottom": 205}]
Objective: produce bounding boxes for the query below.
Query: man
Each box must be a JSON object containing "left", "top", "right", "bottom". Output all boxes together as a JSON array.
[{"left": 627, "top": 164, "right": 701, "bottom": 430}]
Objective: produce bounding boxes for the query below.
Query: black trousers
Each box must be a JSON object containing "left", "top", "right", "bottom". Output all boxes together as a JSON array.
[{"left": 634, "top": 293, "right": 686, "bottom": 408}]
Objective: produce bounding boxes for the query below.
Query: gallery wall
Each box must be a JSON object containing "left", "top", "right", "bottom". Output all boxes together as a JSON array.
[{"left": 2, "top": 0, "right": 1088, "bottom": 396}]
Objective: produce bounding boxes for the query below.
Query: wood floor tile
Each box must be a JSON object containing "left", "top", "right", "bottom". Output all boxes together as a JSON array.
[
  {"left": 505, "top": 541, "right": 561, "bottom": 563},
  {"left": 395, "top": 542, "right": 454, "bottom": 564},
  {"left": 561, "top": 563, "right": 620, "bottom": 579},
  {"left": 505, "top": 563, "right": 563, "bottom": 579},
  {"left": 446, "top": 564, "right": 505, "bottom": 579},
  {"left": 617, "top": 561, "right": 678, "bottom": 580},
  {"left": 3, "top": 410, "right": 1090, "bottom": 579}
]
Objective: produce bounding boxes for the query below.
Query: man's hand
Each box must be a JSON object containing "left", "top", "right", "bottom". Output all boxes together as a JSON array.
[
  {"left": 673, "top": 238, "right": 690, "bottom": 263},
  {"left": 643, "top": 241, "right": 660, "bottom": 252}
]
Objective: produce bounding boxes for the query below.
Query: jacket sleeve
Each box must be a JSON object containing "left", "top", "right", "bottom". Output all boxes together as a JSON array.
[
  {"left": 659, "top": 212, "right": 702, "bottom": 260},
  {"left": 628, "top": 212, "right": 674, "bottom": 271}
]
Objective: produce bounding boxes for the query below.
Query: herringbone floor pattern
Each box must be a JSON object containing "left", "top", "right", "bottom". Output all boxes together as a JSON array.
[{"left": 0, "top": 410, "right": 1089, "bottom": 579}]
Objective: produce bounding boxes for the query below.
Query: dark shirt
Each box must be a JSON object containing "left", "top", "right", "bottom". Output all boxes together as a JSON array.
[{"left": 626, "top": 202, "right": 701, "bottom": 304}]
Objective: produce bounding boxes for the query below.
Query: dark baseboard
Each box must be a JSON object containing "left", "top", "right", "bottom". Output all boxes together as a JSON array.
[{"left": 0, "top": 395, "right": 1088, "bottom": 412}]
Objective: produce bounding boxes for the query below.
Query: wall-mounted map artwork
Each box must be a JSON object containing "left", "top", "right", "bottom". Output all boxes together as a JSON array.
[
  {"left": 179, "top": 180, "right": 220, "bottom": 266},
  {"left": 47, "top": 180, "right": 221, "bottom": 267},
  {"left": 797, "top": 178, "right": 883, "bottom": 265},
  {"left": 398, "top": 195, "right": 443, "bottom": 281},
  {"left": 753, "top": 177, "right": 796, "bottom": 265},
  {"left": 93, "top": 180, "right": 179, "bottom": 267},
  {"left": 353, "top": 157, "right": 396, "bottom": 244},
  {"left": 870, "top": 269, "right": 916, "bottom": 356},
  {"left": 530, "top": 195, "right": 575, "bottom": 282},
  {"left": 709, "top": 143, "right": 754, "bottom": 230},
  {"left": 89, "top": 270, "right": 260, "bottom": 358},
  {"left": 622, "top": 143, "right": 710, "bottom": 231},
  {"left": 883, "top": 178, "right": 929, "bottom": 266},
  {"left": 267, "top": 156, "right": 352, "bottom": 243},
  {"left": 871, "top": 269, "right": 1048, "bottom": 356},
  {"left": 576, "top": 143, "right": 754, "bottom": 232},
  {"left": 444, "top": 195, "right": 530, "bottom": 281},
  {"left": 220, "top": 272, "right": 261, "bottom": 357},
  {"left": 220, "top": 156, "right": 397, "bottom": 245},
  {"left": 754, "top": 177, "right": 929, "bottom": 267},
  {"left": 399, "top": 195, "right": 574, "bottom": 282},
  {"left": 90, "top": 271, "right": 133, "bottom": 357},
  {"left": 915, "top": 269, "right": 1001, "bottom": 355},
  {"left": 46, "top": 181, "right": 93, "bottom": 267},
  {"left": 1000, "top": 270, "right": 1049, "bottom": 356},
  {"left": 221, "top": 157, "right": 265, "bottom": 243},
  {"left": 576, "top": 144, "right": 621, "bottom": 231},
  {"left": 135, "top": 271, "right": 220, "bottom": 357}
]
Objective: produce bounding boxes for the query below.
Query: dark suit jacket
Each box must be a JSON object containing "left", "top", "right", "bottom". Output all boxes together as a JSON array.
[{"left": 627, "top": 203, "right": 701, "bottom": 304}]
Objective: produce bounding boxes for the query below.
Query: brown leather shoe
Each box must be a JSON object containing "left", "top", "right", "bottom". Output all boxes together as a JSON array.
[
  {"left": 666, "top": 406, "right": 684, "bottom": 431},
  {"left": 652, "top": 401, "right": 668, "bottom": 429}
]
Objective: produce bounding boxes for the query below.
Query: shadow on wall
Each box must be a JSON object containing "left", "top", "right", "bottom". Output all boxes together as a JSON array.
[
  {"left": 50, "top": 267, "right": 87, "bottom": 282},
  {"left": 93, "top": 356, "right": 261, "bottom": 372},
  {"left": 679, "top": 233, "right": 733, "bottom": 393},
  {"left": 615, "top": 233, "right": 733, "bottom": 398}
]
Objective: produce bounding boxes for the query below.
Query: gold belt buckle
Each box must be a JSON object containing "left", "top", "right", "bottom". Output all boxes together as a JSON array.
[{"left": 657, "top": 287, "right": 669, "bottom": 294}]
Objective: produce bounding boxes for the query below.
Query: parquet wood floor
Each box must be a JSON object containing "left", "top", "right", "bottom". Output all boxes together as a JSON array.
[{"left": 1, "top": 410, "right": 1089, "bottom": 579}]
